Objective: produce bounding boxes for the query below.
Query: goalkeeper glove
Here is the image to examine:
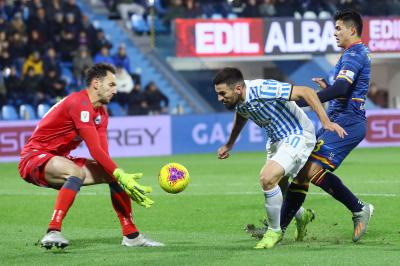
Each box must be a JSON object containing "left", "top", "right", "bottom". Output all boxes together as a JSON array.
[{"left": 113, "top": 168, "right": 154, "bottom": 208}]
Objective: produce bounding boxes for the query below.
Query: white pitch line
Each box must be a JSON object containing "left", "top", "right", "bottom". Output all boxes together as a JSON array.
[{"left": 0, "top": 191, "right": 397, "bottom": 197}]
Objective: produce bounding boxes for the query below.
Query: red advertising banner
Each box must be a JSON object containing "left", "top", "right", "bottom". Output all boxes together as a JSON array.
[
  {"left": 362, "top": 18, "right": 400, "bottom": 53},
  {"left": 176, "top": 17, "right": 400, "bottom": 57},
  {"left": 263, "top": 19, "right": 341, "bottom": 54},
  {"left": 175, "top": 18, "right": 264, "bottom": 57}
]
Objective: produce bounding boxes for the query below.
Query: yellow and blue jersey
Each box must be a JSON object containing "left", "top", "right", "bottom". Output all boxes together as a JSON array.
[
  {"left": 310, "top": 42, "right": 371, "bottom": 171},
  {"left": 328, "top": 42, "right": 371, "bottom": 121}
]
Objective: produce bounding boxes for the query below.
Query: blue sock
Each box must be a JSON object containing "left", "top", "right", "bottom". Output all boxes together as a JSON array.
[
  {"left": 280, "top": 182, "right": 308, "bottom": 231},
  {"left": 313, "top": 171, "right": 364, "bottom": 212}
]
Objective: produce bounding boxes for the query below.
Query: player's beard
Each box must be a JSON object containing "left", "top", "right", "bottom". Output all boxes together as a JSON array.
[
  {"left": 224, "top": 98, "right": 238, "bottom": 110},
  {"left": 98, "top": 85, "right": 113, "bottom": 104},
  {"left": 225, "top": 93, "right": 241, "bottom": 110},
  {"left": 99, "top": 94, "right": 110, "bottom": 105}
]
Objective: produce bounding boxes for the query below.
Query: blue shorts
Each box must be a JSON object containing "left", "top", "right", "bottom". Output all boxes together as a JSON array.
[{"left": 309, "top": 118, "right": 366, "bottom": 171}]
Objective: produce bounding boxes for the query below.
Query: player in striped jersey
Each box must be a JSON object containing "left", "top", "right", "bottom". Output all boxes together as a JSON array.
[{"left": 213, "top": 67, "right": 346, "bottom": 249}]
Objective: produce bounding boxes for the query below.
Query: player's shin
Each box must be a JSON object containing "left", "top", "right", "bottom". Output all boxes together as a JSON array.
[
  {"left": 263, "top": 185, "right": 283, "bottom": 231},
  {"left": 311, "top": 170, "right": 364, "bottom": 212},
  {"left": 48, "top": 176, "right": 83, "bottom": 232},
  {"left": 109, "top": 182, "right": 138, "bottom": 238},
  {"left": 280, "top": 182, "right": 309, "bottom": 230}
]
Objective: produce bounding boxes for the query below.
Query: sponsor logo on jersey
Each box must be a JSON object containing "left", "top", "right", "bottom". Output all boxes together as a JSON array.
[
  {"left": 38, "top": 154, "right": 47, "bottom": 159},
  {"left": 95, "top": 114, "right": 101, "bottom": 125},
  {"left": 80, "top": 111, "right": 89, "bottom": 122}
]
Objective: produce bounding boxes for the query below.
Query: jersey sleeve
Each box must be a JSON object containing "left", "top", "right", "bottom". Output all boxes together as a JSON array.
[
  {"left": 336, "top": 52, "right": 364, "bottom": 84},
  {"left": 79, "top": 127, "right": 117, "bottom": 175},
  {"left": 259, "top": 80, "right": 293, "bottom": 101}
]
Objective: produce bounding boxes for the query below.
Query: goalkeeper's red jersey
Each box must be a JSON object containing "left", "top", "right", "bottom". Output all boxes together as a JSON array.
[{"left": 21, "top": 90, "right": 117, "bottom": 174}]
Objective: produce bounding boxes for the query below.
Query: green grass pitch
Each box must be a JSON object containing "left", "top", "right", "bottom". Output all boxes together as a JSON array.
[{"left": 0, "top": 147, "right": 399, "bottom": 265}]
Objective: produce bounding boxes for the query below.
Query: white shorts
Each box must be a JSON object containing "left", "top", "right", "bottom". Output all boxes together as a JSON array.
[{"left": 266, "top": 132, "right": 316, "bottom": 178}]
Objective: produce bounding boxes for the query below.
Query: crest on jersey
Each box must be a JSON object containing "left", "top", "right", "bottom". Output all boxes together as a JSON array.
[
  {"left": 80, "top": 111, "right": 89, "bottom": 122},
  {"left": 94, "top": 114, "right": 101, "bottom": 124}
]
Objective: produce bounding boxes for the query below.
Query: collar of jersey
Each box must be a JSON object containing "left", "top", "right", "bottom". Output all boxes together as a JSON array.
[
  {"left": 83, "top": 89, "right": 102, "bottom": 112},
  {"left": 235, "top": 80, "right": 251, "bottom": 111},
  {"left": 345, "top": 40, "right": 363, "bottom": 51}
]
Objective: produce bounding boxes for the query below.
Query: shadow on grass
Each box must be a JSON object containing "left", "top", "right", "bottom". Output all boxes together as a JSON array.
[
  {"left": 69, "top": 236, "right": 121, "bottom": 248},
  {"left": 27, "top": 234, "right": 398, "bottom": 255}
]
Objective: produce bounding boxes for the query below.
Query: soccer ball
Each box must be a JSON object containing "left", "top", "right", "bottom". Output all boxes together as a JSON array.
[{"left": 158, "top": 163, "right": 190, "bottom": 194}]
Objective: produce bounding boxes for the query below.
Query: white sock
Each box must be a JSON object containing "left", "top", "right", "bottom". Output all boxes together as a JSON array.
[
  {"left": 263, "top": 185, "right": 283, "bottom": 231},
  {"left": 294, "top": 207, "right": 305, "bottom": 220}
]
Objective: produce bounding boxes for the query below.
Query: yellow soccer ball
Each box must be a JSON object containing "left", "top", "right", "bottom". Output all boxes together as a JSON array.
[{"left": 158, "top": 163, "right": 190, "bottom": 194}]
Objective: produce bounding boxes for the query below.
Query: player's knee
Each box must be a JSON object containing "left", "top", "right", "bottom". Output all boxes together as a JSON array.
[
  {"left": 60, "top": 166, "right": 86, "bottom": 181},
  {"left": 259, "top": 174, "right": 279, "bottom": 190},
  {"left": 69, "top": 167, "right": 86, "bottom": 180}
]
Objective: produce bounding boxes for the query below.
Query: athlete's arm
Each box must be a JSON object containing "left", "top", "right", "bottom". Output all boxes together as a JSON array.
[
  {"left": 79, "top": 127, "right": 117, "bottom": 174},
  {"left": 218, "top": 113, "right": 248, "bottom": 159},
  {"left": 98, "top": 128, "right": 109, "bottom": 154},
  {"left": 68, "top": 97, "right": 153, "bottom": 207},
  {"left": 290, "top": 86, "right": 347, "bottom": 138},
  {"left": 295, "top": 79, "right": 351, "bottom": 107},
  {"left": 227, "top": 112, "right": 248, "bottom": 147}
]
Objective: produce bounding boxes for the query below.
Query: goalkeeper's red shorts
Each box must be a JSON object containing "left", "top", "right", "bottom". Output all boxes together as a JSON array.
[{"left": 18, "top": 150, "right": 86, "bottom": 188}]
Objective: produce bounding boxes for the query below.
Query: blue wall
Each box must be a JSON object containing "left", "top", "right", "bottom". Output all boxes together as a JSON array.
[{"left": 171, "top": 112, "right": 321, "bottom": 154}]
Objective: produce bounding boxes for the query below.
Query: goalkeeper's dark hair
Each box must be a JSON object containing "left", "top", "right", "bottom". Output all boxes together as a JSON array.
[
  {"left": 213, "top": 67, "right": 245, "bottom": 89},
  {"left": 85, "top": 63, "right": 116, "bottom": 86},
  {"left": 334, "top": 10, "right": 363, "bottom": 36}
]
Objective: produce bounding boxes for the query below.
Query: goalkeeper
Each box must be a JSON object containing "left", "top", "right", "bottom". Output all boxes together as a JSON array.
[{"left": 18, "top": 63, "right": 163, "bottom": 249}]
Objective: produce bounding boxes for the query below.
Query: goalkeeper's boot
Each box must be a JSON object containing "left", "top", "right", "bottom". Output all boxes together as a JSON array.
[
  {"left": 122, "top": 234, "right": 164, "bottom": 247},
  {"left": 352, "top": 203, "right": 374, "bottom": 242},
  {"left": 294, "top": 208, "right": 315, "bottom": 241},
  {"left": 40, "top": 231, "right": 69, "bottom": 249},
  {"left": 254, "top": 229, "right": 283, "bottom": 249}
]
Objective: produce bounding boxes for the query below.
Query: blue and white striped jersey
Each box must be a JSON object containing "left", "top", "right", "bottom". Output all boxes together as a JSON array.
[{"left": 236, "top": 79, "right": 314, "bottom": 142}]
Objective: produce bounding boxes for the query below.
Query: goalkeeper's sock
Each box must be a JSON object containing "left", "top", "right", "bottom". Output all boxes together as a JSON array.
[
  {"left": 109, "top": 182, "right": 138, "bottom": 236},
  {"left": 48, "top": 176, "right": 83, "bottom": 232},
  {"left": 311, "top": 170, "right": 364, "bottom": 212},
  {"left": 263, "top": 185, "right": 283, "bottom": 231},
  {"left": 280, "top": 182, "right": 308, "bottom": 230}
]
